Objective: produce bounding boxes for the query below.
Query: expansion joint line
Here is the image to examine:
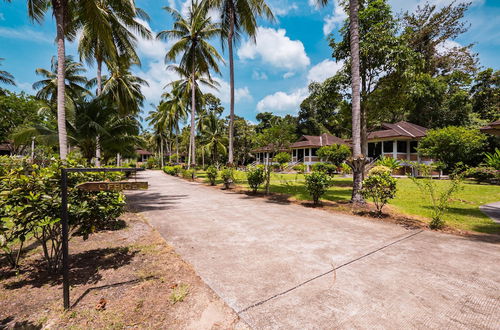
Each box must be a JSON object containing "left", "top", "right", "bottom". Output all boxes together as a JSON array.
[{"left": 237, "top": 229, "right": 424, "bottom": 314}]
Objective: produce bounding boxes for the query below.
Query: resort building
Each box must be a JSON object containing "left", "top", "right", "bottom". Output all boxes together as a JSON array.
[{"left": 480, "top": 120, "right": 500, "bottom": 136}]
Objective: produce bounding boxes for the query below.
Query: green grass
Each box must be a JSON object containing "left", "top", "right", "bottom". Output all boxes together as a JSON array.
[{"left": 193, "top": 170, "right": 500, "bottom": 234}]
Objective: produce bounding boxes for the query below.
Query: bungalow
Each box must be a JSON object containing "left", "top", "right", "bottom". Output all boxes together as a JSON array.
[
  {"left": 136, "top": 148, "right": 153, "bottom": 163},
  {"left": 253, "top": 133, "right": 349, "bottom": 166},
  {"left": 480, "top": 120, "right": 500, "bottom": 136}
]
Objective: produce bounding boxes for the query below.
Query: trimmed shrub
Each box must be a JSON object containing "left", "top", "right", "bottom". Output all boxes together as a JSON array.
[
  {"left": 340, "top": 163, "right": 352, "bottom": 175},
  {"left": 317, "top": 144, "right": 351, "bottom": 166},
  {"left": 274, "top": 152, "right": 291, "bottom": 170},
  {"left": 247, "top": 166, "right": 265, "bottom": 193},
  {"left": 361, "top": 168, "right": 397, "bottom": 216},
  {"left": 466, "top": 166, "right": 499, "bottom": 184},
  {"left": 182, "top": 169, "right": 196, "bottom": 180},
  {"left": 146, "top": 156, "right": 160, "bottom": 169},
  {"left": 206, "top": 166, "right": 218, "bottom": 185},
  {"left": 220, "top": 167, "right": 234, "bottom": 189},
  {"left": 311, "top": 162, "right": 337, "bottom": 176},
  {"left": 292, "top": 164, "right": 306, "bottom": 173},
  {"left": 305, "top": 171, "right": 333, "bottom": 205}
]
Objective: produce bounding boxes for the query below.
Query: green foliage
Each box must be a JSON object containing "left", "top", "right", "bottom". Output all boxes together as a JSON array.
[
  {"left": 340, "top": 163, "right": 352, "bottom": 174},
  {"left": 311, "top": 162, "right": 337, "bottom": 176},
  {"left": 0, "top": 90, "right": 42, "bottom": 142},
  {"left": 163, "top": 165, "right": 182, "bottom": 176},
  {"left": 361, "top": 169, "right": 397, "bottom": 216},
  {"left": 146, "top": 156, "right": 160, "bottom": 169},
  {"left": 317, "top": 144, "right": 351, "bottom": 166},
  {"left": 465, "top": 167, "right": 499, "bottom": 184},
  {"left": 181, "top": 169, "right": 196, "bottom": 180},
  {"left": 375, "top": 156, "right": 401, "bottom": 171},
  {"left": 0, "top": 157, "right": 125, "bottom": 271},
  {"left": 418, "top": 127, "right": 487, "bottom": 170},
  {"left": 220, "top": 167, "right": 234, "bottom": 188},
  {"left": 206, "top": 166, "right": 218, "bottom": 185},
  {"left": 246, "top": 165, "right": 265, "bottom": 193},
  {"left": 274, "top": 152, "right": 291, "bottom": 167},
  {"left": 305, "top": 171, "right": 333, "bottom": 205},
  {"left": 170, "top": 284, "right": 189, "bottom": 304},
  {"left": 292, "top": 164, "right": 306, "bottom": 173},
  {"left": 410, "top": 167, "right": 464, "bottom": 229},
  {"left": 484, "top": 149, "right": 500, "bottom": 170}
]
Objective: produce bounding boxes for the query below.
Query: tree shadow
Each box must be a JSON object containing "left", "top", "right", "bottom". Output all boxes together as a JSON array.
[
  {"left": 4, "top": 247, "right": 137, "bottom": 290},
  {"left": 126, "top": 192, "right": 188, "bottom": 212},
  {"left": 0, "top": 316, "right": 42, "bottom": 329}
]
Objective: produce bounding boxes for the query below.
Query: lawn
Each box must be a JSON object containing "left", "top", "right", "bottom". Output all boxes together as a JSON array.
[{"left": 195, "top": 170, "right": 500, "bottom": 234}]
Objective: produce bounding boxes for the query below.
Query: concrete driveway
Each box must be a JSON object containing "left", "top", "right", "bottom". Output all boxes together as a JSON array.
[{"left": 127, "top": 170, "right": 500, "bottom": 329}]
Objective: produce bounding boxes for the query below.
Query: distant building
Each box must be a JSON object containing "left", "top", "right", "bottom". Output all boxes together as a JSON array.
[
  {"left": 480, "top": 120, "right": 500, "bottom": 136},
  {"left": 0, "top": 142, "right": 13, "bottom": 156},
  {"left": 136, "top": 148, "right": 153, "bottom": 163}
]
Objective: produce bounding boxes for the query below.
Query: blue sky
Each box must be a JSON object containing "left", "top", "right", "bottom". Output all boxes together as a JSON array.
[{"left": 1, "top": 0, "right": 499, "bottom": 125}]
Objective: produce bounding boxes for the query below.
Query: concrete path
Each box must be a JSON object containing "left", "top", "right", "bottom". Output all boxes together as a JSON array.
[
  {"left": 127, "top": 171, "right": 500, "bottom": 329},
  {"left": 481, "top": 202, "right": 500, "bottom": 224}
]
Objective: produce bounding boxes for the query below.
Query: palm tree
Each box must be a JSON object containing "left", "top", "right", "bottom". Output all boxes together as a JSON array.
[
  {"left": 316, "top": 0, "right": 364, "bottom": 203},
  {"left": 157, "top": 2, "right": 223, "bottom": 167},
  {"left": 166, "top": 65, "right": 219, "bottom": 166},
  {"left": 200, "top": 111, "right": 227, "bottom": 164},
  {"left": 202, "top": 0, "right": 274, "bottom": 165},
  {"left": 0, "top": 58, "right": 16, "bottom": 86},
  {"left": 33, "top": 56, "right": 89, "bottom": 106},
  {"left": 76, "top": 0, "right": 151, "bottom": 166}
]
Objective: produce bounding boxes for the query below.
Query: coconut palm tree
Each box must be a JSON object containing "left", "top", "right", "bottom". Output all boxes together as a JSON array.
[
  {"left": 76, "top": 0, "right": 151, "bottom": 166},
  {"left": 202, "top": 0, "right": 274, "bottom": 165},
  {"left": 0, "top": 58, "right": 16, "bottom": 86},
  {"left": 316, "top": 0, "right": 364, "bottom": 203},
  {"left": 200, "top": 111, "right": 227, "bottom": 164},
  {"left": 157, "top": 1, "right": 223, "bottom": 167},
  {"left": 166, "top": 65, "right": 220, "bottom": 166}
]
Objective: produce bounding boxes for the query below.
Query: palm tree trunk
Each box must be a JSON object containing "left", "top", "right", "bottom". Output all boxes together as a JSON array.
[
  {"left": 54, "top": 1, "right": 68, "bottom": 160},
  {"left": 349, "top": 0, "right": 364, "bottom": 204},
  {"left": 227, "top": 4, "right": 235, "bottom": 166},
  {"left": 190, "top": 71, "right": 196, "bottom": 168},
  {"left": 160, "top": 137, "right": 164, "bottom": 168},
  {"left": 95, "top": 58, "right": 103, "bottom": 167}
]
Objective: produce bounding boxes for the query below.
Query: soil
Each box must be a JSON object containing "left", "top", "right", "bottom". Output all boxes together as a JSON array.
[{"left": 0, "top": 212, "right": 248, "bottom": 329}]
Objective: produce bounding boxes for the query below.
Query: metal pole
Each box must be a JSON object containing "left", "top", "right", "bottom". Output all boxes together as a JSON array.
[{"left": 61, "top": 169, "right": 70, "bottom": 309}]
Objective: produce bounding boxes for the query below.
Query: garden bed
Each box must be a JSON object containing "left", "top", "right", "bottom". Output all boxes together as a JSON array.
[{"left": 0, "top": 212, "right": 245, "bottom": 329}]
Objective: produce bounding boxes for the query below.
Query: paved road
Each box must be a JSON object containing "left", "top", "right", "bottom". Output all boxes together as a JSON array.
[
  {"left": 127, "top": 170, "right": 500, "bottom": 329},
  {"left": 481, "top": 202, "right": 500, "bottom": 224}
]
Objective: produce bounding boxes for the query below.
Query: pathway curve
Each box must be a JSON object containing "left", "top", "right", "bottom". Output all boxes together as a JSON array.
[
  {"left": 127, "top": 170, "right": 500, "bottom": 329},
  {"left": 481, "top": 202, "right": 500, "bottom": 224}
]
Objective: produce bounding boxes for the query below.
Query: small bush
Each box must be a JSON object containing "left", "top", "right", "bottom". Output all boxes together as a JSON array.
[
  {"left": 311, "top": 162, "right": 337, "bottom": 176},
  {"left": 305, "top": 171, "right": 333, "bottom": 205},
  {"left": 361, "top": 169, "right": 397, "bottom": 216},
  {"left": 220, "top": 167, "right": 234, "bottom": 189},
  {"left": 292, "top": 164, "right": 306, "bottom": 173},
  {"left": 247, "top": 166, "right": 265, "bottom": 193},
  {"left": 484, "top": 149, "right": 500, "bottom": 170},
  {"left": 146, "top": 156, "right": 160, "bottom": 169},
  {"left": 339, "top": 163, "right": 352, "bottom": 175},
  {"left": 274, "top": 152, "right": 291, "bottom": 170},
  {"left": 317, "top": 144, "right": 351, "bottom": 166},
  {"left": 181, "top": 169, "right": 196, "bottom": 180},
  {"left": 206, "top": 166, "right": 218, "bottom": 185},
  {"left": 375, "top": 156, "right": 401, "bottom": 171},
  {"left": 466, "top": 166, "right": 499, "bottom": 184}
]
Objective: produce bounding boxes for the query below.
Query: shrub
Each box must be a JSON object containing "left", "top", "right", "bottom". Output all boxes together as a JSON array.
[
  {"left": 311, "top": 162, "right": 337, "bottom": 176},
  {"left": 292, "top": 164, "right": 306, "bottom": 173},
  {"left": 247, "top": 166, "right": 265, "bottom": 193},
  {"left": 146, "top": 156, "right": 160, "bottom": 169},
  {"left": 484, "top": 149, "right": 500, "bottom": 170},
  {"left": 274, "top": 152, "right": 291, "bottom": 170},
  {"left": 163, "top": 165, "right": 182, "bottom": 176},
  {"left": 305, "top": 171, "right": 333, "bottom": 205},
  {"left": 466, "top": 166, "right": 499, "bottom": 184},
  {"left": 0, "top": 158, "right": 125, "bottom": 271},
  {"left": 220, "top": 167, "right": 234, "bottom": 189},
  {"left": 375, "top": 156, "right": 401, "bottom": 171},
  {"left": 361, "top": 169, "right": 397, "bottom": 216},
  {"left": 181, "top": 169, "right": 196, "bottom": 180},
  {"left": 418, "top": 126, "right": 487, "bottom": 170},
  {"left": 206, "top": 166, "right": 218, "bottom": 185},
  {"left": 410, "top": 169, "right": 463, "bottom": 229},
  {"left": 317, "top": 144, "right": 351, "bottom": 166},
  {"left": 340, "top": 163, "right": 352, "bottom": 175}
]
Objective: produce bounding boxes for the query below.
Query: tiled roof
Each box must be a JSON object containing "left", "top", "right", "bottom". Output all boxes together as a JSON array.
[
  {"left": 136, "top": 149, "right": 153, "bottom": 155},
  {"left": 290, "top": 133, "right": 348, "bottom": 148},
  {"left": 480, "top": 120, "right": 500, "bottom": 130},
  {"left": 368, "top": 121, "right": 428, "bottom": 140}
]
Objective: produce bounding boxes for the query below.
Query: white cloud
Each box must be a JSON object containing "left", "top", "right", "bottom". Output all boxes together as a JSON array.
[
  {"left": 283, "top": 71, "right": 295, "bottom": 79},
  {"left": 436, "top": 39, "right": 461, "bottom": 55},
  {"left": 134, "top": 19, "right": 171, "bottom": 62},
  {"left": 256, "top": 88, "right": 308, "bottom": 113},
  {"left": 0, "top": 26, "right": 52, "bottom": 43},
  {"left": 16, "top": 81, "right": 35, "bottom": 94},
  {"left": 270, "top": 1, "right": 299, "bottom": 16},
  {"left": 307, "top": 59, "right": 343, "bottom": 83},
  {"left": 208, "top": 78, "right": 253, "bottom": 104},
  {"left": 389, "top": 0, "right": 484, "bottom": 13},
  {"left": 237, "top": 27, "right": 310, "bottom": 71},
  {"left": 323, "top": 0, "right": 347, "bottom": 35},
  {"left": 252, "top": 70, "right": 268, "bottom": 80}
]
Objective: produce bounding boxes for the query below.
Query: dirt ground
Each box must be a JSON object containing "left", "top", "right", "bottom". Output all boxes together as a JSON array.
[{"left": 0, "top": 212, "right": 247, "bottom": 329}]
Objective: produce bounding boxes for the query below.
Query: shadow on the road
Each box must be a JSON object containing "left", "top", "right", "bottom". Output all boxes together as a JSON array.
[{"left": 126, "top": 192, "right": 188, "bottom": 211}]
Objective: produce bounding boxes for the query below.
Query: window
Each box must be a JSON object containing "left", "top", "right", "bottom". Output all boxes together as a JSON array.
[
  {"left": 397, "top": 141, "right": 407, "bottom": 153},
  {"left": 368, "top": 142, "right": 382, "bottom": 158},
  {"left": 293, "top": 149, "right": 296, "bottom": 157},
  {"left": 383, "top": 141, "right": 393, "bottom": 153},
  {"left": 311, "top": 148, "right": 317, "bottom": 156},
  {"left": 305, "top": 148, "right": 310, "bottom": 157},
  {"left": 410, "top": 141, "right": 418, "bottom": 153}
]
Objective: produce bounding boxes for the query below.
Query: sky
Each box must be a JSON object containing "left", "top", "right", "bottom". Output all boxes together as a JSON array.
[{"left": 0, "top": 0, "right": 499, "bottom": 126}]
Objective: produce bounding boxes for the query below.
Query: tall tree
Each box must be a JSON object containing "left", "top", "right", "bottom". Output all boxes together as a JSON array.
[
  {"left": 158, "top": 2, "right": 223, "bottom": 167},
  {"left": 76, "top": 0, "right": 151, "bottom": 166},
  {"left": 203, "top": 0, "right": 274, "bottom": 165},
  {"left": 0, "top": 58, "right": 16, "bottom": 86}
]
